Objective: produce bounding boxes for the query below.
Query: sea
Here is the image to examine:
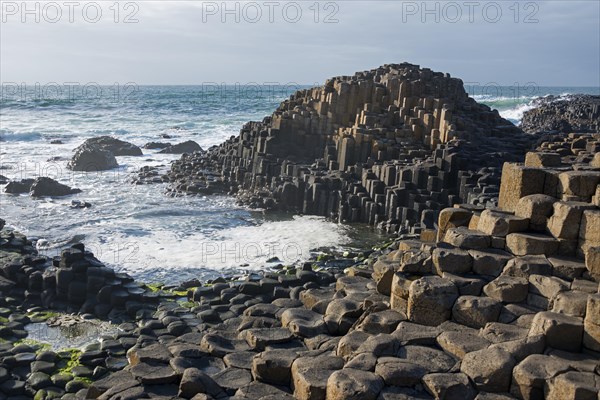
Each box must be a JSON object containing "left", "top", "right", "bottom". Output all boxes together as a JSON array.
[{"left": 1, "top": 84, "right": 598, "bottom": 284}]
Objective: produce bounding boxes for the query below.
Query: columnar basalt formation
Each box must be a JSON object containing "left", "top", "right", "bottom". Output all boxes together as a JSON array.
[
  {"left": 0, "top": 229, "right": 161, "bottom": 320},
  {"left": 167, "top": 63, "right": 536, "bottom": 233}
]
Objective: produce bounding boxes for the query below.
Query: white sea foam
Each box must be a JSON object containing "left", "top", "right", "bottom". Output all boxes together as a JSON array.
[
  {"left": 499, "top": 102, "right": 537, "bottom": 124},
  {"left": 94, "top": 215, "right": 351, "bottom": 280}
]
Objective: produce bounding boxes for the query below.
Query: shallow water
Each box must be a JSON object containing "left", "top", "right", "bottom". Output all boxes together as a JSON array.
[{"left": 25, "top": 320, "right": 118, "bottom": 351}]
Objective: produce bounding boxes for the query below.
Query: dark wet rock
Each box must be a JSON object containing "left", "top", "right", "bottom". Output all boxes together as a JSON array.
[
  {"left": 50, "top": 373, "right": 72, "bottom": 388},
  {"left": 27, "top": 371, "right": 52, "bottom": 390},
  {"left": 143, "top": 141, "right": 172, "bottom": 149},
  {"left": 521, "top": 95, "right": 600, "bottom": 133},
  {"left": 71, "top": 200, "right": 92, "bottom": 208},
  {"left": 68, "top": 144, "right": 118, "bottom": 171},
  {"left": 29, "top": 177, "right": 81, "bottom": 197},
  {"left": 82, "top": 136, "right": 142, "bottom": 156},
  {"left": 65, "top": 379, "right": 89, "bottom": 393},
  {"left": 36, "top": 351, "right": 58, "bottom": 362},
  {"left": 159, "top": 140, "right": 202, "bottom": 154},
  {"left": 31, "top": 360, "right": 56, "bottom": 374},
  {"left": 72, "top": 365, "right": 93, "bottom": 378},
  {"left": 14, "top": 352, "right": 36, "bottom": 365},
  {"left": 131, "top": 165, "right": 171, "bottom": 185},
  {"left": 0, "top": 379, "right": 26, "bottom": 395},
  {"left": 4, "top": 178, "right": 35, "bottom": 194},
  {"left": 105, "top": 356, "right": 128, "bottom": 371},
  {"left": 0, "top": 275, "right": 16, "bottom": 293},
  {"left": 0, "top": 368, "right": 9, "bottom": 384}
]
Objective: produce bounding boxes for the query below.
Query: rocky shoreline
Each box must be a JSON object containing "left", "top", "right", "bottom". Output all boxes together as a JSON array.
[
  {"left": 1, "top": 131, "right": 600, "bottom": 399},
  {"left": 1, "top": 64, "right": 600, "bottom": 400},
  {"left": 521, "top": 95, "right": 600, "bottom": 134}
]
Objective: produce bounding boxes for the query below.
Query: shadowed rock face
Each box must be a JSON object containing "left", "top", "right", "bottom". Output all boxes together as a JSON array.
[
  {"left": 165, "top": 63, "right": 536, "bottom": 233},
  {"left": 521, "top": 95, "right": 600, "bottom": 134}
]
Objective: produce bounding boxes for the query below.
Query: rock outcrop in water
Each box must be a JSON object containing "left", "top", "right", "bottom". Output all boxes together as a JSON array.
[
  {"left": 159, "top": 140, "right": 203, "bottom": 154},
  {"left": 3, "top": 177, "right": 81, "bottom": 197},
  {"left": 166, "top": 63, "right": 536, "bottom": 233},
  {"left": 67, "top": 136, "right": 143, "bottom": 172},
  {"left": 521, "top": 95, "right": 600, "bottom": 134},
  {"left": 67, "top": 144, "right": 119, "bottom": 172},
  {"left": 4, "top": 179, "right": 36, "bottom": 194},
  {"left": 82, "top": 136, "right": 143, "bottom": 157},
  {"left": 29, "top": 177, "right": 82, "bottom": 197}
]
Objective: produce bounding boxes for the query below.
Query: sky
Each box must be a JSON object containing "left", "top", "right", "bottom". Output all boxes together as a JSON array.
[{"left": 1, "top": 1, "right": 599, "bottom": 86}]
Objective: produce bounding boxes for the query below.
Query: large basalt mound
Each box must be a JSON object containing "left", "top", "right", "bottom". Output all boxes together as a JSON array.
[
  {"left": 521, "top": 95, "right": 600, "bottom": 134},
  {"left": 166, "top": 63, "right": 536, "bottom": 233}
]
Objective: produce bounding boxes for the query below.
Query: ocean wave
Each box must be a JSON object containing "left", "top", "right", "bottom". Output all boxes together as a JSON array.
[
  {"left": 0, "top": 129, "right": 43, "bottom": 142},
  {"left": 482, "top": 92, "right": 583, "bottom": 125},
  {"left": 499, "top": 103, "right": 537, "bottom": 124}
]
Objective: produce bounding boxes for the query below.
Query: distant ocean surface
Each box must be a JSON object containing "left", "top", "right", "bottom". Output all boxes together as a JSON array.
[{"left": 1, "top": 84, "right": 598, "bottom": 284}]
